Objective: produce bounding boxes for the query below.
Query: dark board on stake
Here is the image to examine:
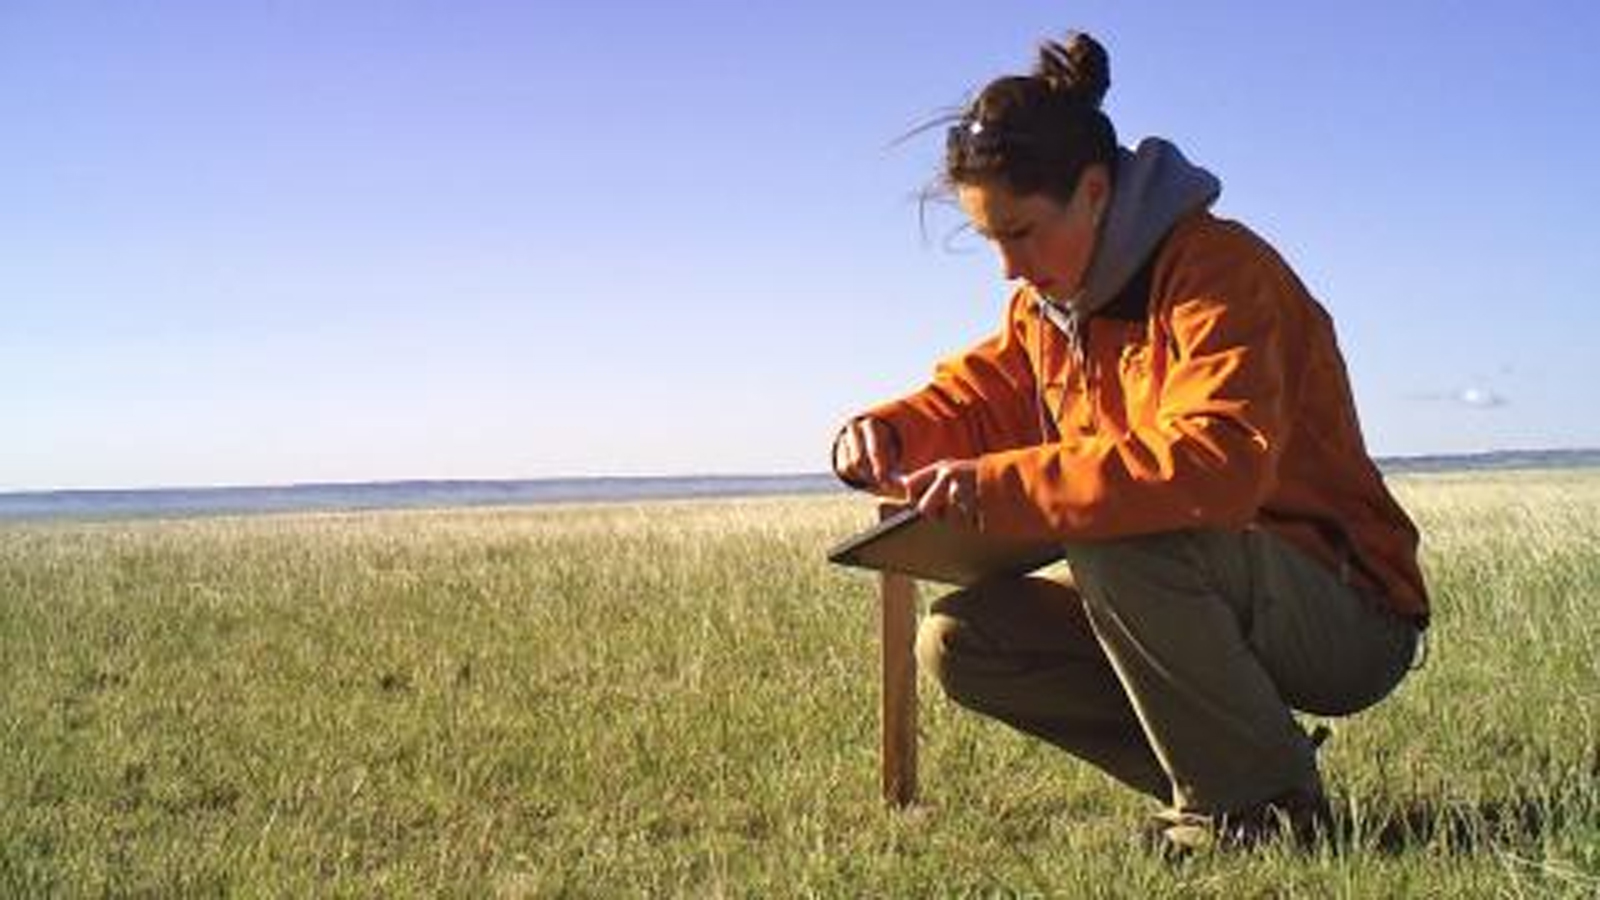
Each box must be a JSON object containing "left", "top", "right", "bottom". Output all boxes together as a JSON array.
[{"left": 827, "top": 506, "right": 1065, "bottom": 586}]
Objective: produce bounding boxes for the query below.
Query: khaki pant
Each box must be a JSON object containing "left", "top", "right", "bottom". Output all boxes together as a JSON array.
[{"left": 915, "top": 527, "right": 1420, "bottom": 815}]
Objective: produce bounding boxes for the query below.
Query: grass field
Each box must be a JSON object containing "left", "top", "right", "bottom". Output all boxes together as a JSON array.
[{"left": 3, "top": 471, "right": 1598, "bottom": 896}]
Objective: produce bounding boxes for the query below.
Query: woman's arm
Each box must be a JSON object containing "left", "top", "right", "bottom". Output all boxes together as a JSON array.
[{"left": 852, "top": 288, "right": 1045, "bottom": 481}]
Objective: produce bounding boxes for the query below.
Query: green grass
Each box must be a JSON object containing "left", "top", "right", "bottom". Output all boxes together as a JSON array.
[{"left": 2, "top": 471, "right": 1598, "bottom": 896}]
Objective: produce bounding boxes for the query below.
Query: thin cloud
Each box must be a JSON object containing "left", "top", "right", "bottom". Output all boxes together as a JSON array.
[
  {"left": 1405, "top": 386, "right": 1510, "bottom": 409},
  {"left": 1457, "top": 387, "right": 1507, "bottom": 409}
]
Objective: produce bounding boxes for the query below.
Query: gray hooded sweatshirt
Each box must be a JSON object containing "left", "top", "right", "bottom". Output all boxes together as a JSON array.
[{"left": 1038, "top": 137, "right": 1222, "bottom": 362}]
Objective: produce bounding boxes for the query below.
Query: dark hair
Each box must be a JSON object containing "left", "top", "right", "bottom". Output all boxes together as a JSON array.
[{"left": 941, "top": 31, "right": 1118, "bottom": 204}]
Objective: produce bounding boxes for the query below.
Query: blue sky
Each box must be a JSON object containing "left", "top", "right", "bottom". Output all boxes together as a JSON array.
[{"left": 2, "top": 1, "right": 1597, "bottom": 490}]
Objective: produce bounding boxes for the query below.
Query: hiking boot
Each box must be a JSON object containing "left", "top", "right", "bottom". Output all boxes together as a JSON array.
[{"left": 1144, "top": 787, "right": 1334, "bottom": 859}]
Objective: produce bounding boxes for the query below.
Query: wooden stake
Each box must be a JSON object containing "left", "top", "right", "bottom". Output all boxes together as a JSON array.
[{"left": 879, "top": 506, "right": 918, "bottom": 808}]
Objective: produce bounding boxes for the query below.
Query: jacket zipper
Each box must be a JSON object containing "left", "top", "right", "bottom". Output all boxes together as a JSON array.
[{"left": 1083, "top": 326, "right": 1100, "bottom": 434}]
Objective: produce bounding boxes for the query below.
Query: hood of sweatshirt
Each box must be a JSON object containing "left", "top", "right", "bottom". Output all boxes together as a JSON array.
[{"left": 1045, "top": 137, "right": 1221, "bottom": 322}]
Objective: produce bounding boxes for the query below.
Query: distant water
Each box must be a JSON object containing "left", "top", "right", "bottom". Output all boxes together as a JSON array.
[
  {"left": 3, "top": 449, "right": 1598, "bottom": 522},
  {"left": 0, "top": 474, "right": 844, "bottom": 521}
]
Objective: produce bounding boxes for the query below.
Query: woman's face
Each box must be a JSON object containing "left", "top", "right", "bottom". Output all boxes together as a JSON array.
[{"left": 957, "top": 168, "right": 1108, "bottom": 304}]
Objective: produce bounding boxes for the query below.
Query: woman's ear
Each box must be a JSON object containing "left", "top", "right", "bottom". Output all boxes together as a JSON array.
[{"left": 1076, "top": 164, "right": 1112, "bottom": 224}]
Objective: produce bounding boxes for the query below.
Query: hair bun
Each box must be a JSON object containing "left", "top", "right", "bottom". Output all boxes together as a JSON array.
[{"left": 1035, "top": 31, "right": 1110, "bottom": 109}]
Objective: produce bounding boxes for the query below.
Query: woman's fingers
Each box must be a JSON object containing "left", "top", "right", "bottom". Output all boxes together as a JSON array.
[
  {"left": 841, "top": 421, "right": 870, "bottom": 484},
  {"left": 842, "top": 417, "right": 898, "bottom": 488},
  {"left": 902, "top": 465, "right": 936, "bottom": 510},
  {"left": 909, "top": 464, "right": 956, "bottom": 520},
  {"left": 858, "top": 419, "right": 887, "bottom": 485},
  {"left": 906, "top": 461, "right": 976, "bottom": 524},
  {"left": 922, "top": 468, "right": 956, "bottom": 519}
]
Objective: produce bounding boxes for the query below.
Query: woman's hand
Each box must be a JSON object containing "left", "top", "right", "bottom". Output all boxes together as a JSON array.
[
  {"left": 902, "top": 459, "right": 980, "bottom": 526},
  {"left": 833, "top": 416, "right": 901, "bottom": 492}
]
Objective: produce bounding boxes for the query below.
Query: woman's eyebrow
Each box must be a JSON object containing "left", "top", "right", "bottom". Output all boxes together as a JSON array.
[{"left": 983, "top": 219, "right": 1029, "bottom": 238}]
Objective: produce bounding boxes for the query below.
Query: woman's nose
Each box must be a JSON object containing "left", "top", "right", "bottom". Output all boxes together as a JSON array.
[{"left": 999, "top": 244, "right": 1027, "bottom": 282}]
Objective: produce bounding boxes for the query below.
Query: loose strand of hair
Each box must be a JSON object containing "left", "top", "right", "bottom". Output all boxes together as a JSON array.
[{"left": 882, "top": 100, "right": 969, "bottom": 153}]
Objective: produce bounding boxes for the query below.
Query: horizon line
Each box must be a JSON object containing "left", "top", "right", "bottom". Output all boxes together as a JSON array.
[{"left": 5, "top": 446, "right": 1600, "bottom": 498}]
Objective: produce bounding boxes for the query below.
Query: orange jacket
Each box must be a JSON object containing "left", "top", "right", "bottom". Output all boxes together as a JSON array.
[{"left": 862, "top": 212, "right": 1429, "bottom": 623}]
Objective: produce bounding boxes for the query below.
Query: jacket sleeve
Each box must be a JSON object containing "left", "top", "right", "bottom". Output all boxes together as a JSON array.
[
  {"left": 974, "top": 225, "right": 1292, "bottom": 539},
  {"left": 859, "top": 289, "right": 1045, "bottom": 479}
]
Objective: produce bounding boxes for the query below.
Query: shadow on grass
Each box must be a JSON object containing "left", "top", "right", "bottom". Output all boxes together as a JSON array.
[{"left": 1343, "top": 789, "right": 1591, "bottom": 855}]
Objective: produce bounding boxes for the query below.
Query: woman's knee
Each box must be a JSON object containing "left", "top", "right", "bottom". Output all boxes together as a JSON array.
[{"left": 914, "top": 612, "right": 967, "bottom": 692}]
